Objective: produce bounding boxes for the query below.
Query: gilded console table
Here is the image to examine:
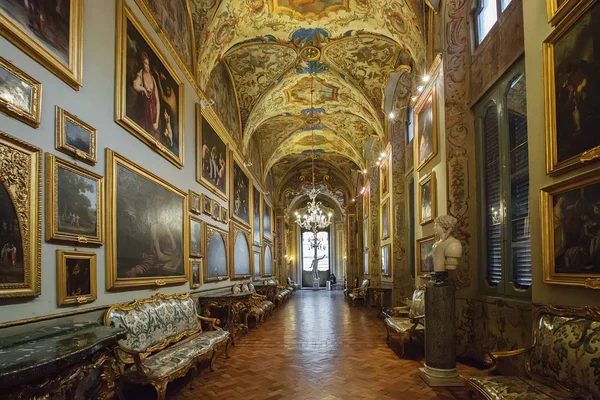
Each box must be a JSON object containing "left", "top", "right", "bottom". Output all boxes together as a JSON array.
[
  {"left": 197, "top": 291, "right": 253, "bottom": 346},
  {"left": 0, "top": 322, "right": 125, "bottom": 399},
  {"left": 254, "top": 281, "right": 278, "bottom": 302}
]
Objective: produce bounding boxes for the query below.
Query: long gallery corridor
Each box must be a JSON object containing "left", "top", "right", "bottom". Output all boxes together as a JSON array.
[{"left": 163, "top": 292, "right": 476, "bottom": 400}]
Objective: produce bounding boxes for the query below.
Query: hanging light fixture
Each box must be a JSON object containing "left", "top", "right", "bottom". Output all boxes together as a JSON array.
[{"left": 294, "top": 69, "right": 333, "bottom": 235}]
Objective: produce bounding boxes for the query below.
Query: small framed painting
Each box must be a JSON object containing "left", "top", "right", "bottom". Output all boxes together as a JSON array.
[
  {"left": 220, "top": 205, "right": 229, "bottom": 224},
  {"left": 416, "top": 235, "right": 435, "bottom": 276},
  {"left": 55, "top": 106, "right": 97, "bottom": 165},
  {"left": 190, "top": 259, "right": 202, "bottom": 289},
  {"left": 56, "top": 250, "right": 96, "bottom": 306},
  {"left": 381, "top": 244, "right": 390, "bottom": 277},
  {"left": 211, "top": 199, "right": 220, "bottom": 221},
  {"left": 202, "top": 193, "right": 212, "bottom": 215},
  {"left": 262, "top": 243, "right": 273, "bottom": 277},
  {"left": 414, "top": 85, "right": 438, "bottom": 171},
  {"left": 381, "top": 198, "right": 390, "bottom": 240},
  {"left": 419, "top": 171, "right": 436, "bottom": 225},
  {"left": 189, "top": 215, "right": 203, "bottom": 258},
  {"left": 45, "top": 154, "right": 104, "bottom": 245},
  {"left": 231, "top": 155, "right": 251, "bottom": 228},
  {"left": 0, "top": 57, "right": 41, "bottom": 128},
  {"left": 204, "top": 224, "right": 229, "bottom": 282},
  {"left": 189, "top": 190, "right": 201, "bottom": 214},
  {"left": 547, "top": 0, "right": 582, "bottom": 26}
]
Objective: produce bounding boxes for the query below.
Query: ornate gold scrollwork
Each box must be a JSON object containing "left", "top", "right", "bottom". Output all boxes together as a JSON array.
[
  {"left": 580, "top": 147, "right": 600, "bottom": 163},
  {"left": 154, "top": 279, "right": 167, "bottom": 286},
  {"left": 77, "top": 236, "right": 89, "bottom": 244},
  {"left": 584, "top": 278, "right": 600, "bottom": 290},
  {"left": 76, "top": 296, "right": 89, "bottom": 304}
]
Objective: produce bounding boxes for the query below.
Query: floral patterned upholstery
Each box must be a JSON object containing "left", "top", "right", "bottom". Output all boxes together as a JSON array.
[
  {"left": 348, "top": 279, "right": 370, "bottom": 305},
  {"left": 385, "top": 317, "right": 424, "bottom": 334},
  {"left": 468, "top": 376, "right": 572, "bottom": 399},
  {"left": 106, "top": 294, "right": 200, "bottom": 355}
]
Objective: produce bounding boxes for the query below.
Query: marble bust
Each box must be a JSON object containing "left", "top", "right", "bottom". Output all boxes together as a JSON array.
[{"left": 432, "top": 216, "right": 462, "bottom": 272}]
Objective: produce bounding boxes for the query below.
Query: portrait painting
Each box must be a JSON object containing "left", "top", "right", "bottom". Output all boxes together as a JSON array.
[
  {"left": 45, "top": 154, "right": 103, "bottom": 245},
  {"left": 232, "top": 225, "right": 251, "bottom": 279},
  {"left": 106, "top": 150, "right": 187, "bottom": 290},
  {"left": 380, "top": 157, "right": 389, "bottom": 198},
  {"left": 264, "top": 200, "right": 272, "bottom": 240},
  {"left": 202, "top": 193, "right": 212, "bottom": 215},
  {"left": 211, "top": 199, "right": 220, "bottom": 221},
  {"left": 0, "top": 57, "right": 41, "bottom": 128},
  {"left": 263, "top": 244, "right": 273, "bottom": 276},
  {"left": 541, "top": 168, "right": 600, "bottom": 286},
  {"left": 253, "top": 250, "right": 260, "bottom": 280},
  {"left": 253, "top": 186, "right": 261, "bottom": 244},
  {"left": 419, "top": 171, "right": 436, "bottom": 225},
  {"left": 190, "top": 216, "right": 202, "bottom": 258},
  {"left": 190, "top": 259, "right": 201, "bottom": 289},
  {"left": 232, "top": 159, "right": 251, "bottom": 227},
  {"left": 115, "top": 3, "right": 183, "bottom": 168},
  {"left": 197, "top": 106, "right": 229, "bottom": 199},
  {"left": 204, "top": 224, "right": 229, "bottom": 282},
  {"left": 417, "top": 235, "right": 435, "bottom": 276},
  {"left": 55, "top": 106, "right": 96, "bottom": 165},
  {"left": 415, "top": 86, "right": 437, "bottom": 171},
  {"left": 189, "top": 190, "right": 201, "bottom": 214},
  {"left": 0, "top": 131, "right": 41, "bottom": 298},
  {"left": 381, "top": 245, "right": 390, "bottom": 276},
  {"left": 206, "top": 61, "right": 242, "bottom": 142},
  {"left": 381, "top": 199, "right": 390, "bottom": 240},
  {"left": 544, "top": 1, "right": 600, "bottom": 175},
  {"left": 56, "top": 250, "right": 96, "bottom": 306},
  {"left": 134, "top": 0, "right": 194, "bottom": 77},
  {"left": 0, "top": 0, "right": 83, "bottom": 89},
  {"left": 220, "top": 206, "right": 229, "bottom": 224}
]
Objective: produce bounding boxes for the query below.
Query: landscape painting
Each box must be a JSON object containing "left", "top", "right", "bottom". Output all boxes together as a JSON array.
[
  {"left": 0, "top": 57, "right": 41, "bottom": 127},
  {"left": 205, "top": 225, "right": 228, "bottom": 282},
  {"left": 198, "top": 107, "right": 228, "bottom": 199},
  {"left": 116, "top": 5, "right": 183, "bottom": 167},
  {"left": 55, "top": 106, "right": 96, "bottom": 165},
  {"left": 106, "top": 150, "right": 187, "bottom": 290},
  {"left": 0, "top": 182, "right": 23, "bottom": 284},
  {"left": 232, "top": 160, "right": 250, "bottom": 226}
]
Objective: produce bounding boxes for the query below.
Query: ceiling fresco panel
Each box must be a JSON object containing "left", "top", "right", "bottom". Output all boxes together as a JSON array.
[{"left": 206, "top": 61, "right": 243, "bottom": 143}]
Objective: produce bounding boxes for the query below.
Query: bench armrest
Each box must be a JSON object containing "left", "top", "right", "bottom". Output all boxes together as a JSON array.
[
  {"left": 114, "top": 345, "right": 150, "bottom": 377},
  {"left": 197, "top": 314, "right": 222, "bottom": 330},
  {"left": 483, "top": 347, "right": 532, "bottom": 373},
  {"left": 387, "top": 306, "right": 410, "bottom": 317}
]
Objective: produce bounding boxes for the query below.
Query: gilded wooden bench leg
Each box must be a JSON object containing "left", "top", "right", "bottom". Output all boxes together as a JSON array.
[
  {"left": 152, "top": 381, "right": 168, "bottom": 400},
  {"left": 189, "top": 365, "right": 197, "bottom": 390},
  {"left": 385, "top": 325, "right": 390, "bottom": 341},
  {"left": 209, "top": 349, "right": 217, "bottom": 372}
]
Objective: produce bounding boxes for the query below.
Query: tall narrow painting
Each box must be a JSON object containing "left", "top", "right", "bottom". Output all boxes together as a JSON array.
[
  {"left": 414, "top": 85, "right": 437, "bottom": 171},
  {"left": 0, "top": 131, "right": 41, "bottom": 298},
  {"left": 115, "top": 0, "right": 184, "bottom": 168},
  {"left": 231, "top": 223, "right": 251, "bottom": 279},
  {"left": 197, "top": 105, "right": 229, "bottom": 200},
  {"left": 0, "top": 0, "right": 83, "bottom": 89},
  {"left": 263, "top": 199, "right": 272, "bottom": 241},
  {"left": 204, "top": 224, "right": 229, "bottom": 282},
  {"left": 253, "top": 186, "right": 261, "bottom": 245},
  {"left": 106, "top": 149, "right": 188, "bottom": 290},
  {"left": 206, "top": 61, "right": 242, "bottom": 143},
  {"left": 231, "top": 156, "right": 251, "bottom": 228}
]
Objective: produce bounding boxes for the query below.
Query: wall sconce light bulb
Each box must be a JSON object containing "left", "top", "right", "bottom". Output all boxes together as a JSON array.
[
  {"left": 422, "top": 74, "right": 430, "bottom": 83},
  {"left": 388, "top": 112, "right": 395, "bottom": 119}
]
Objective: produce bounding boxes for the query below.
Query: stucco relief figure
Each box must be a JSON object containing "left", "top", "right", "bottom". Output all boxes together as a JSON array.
[
  {"left": 432, "top": 216, "right": 462, "bottom": 272},
  {"left": 312, "top": 254, "right": 326, "bottom": 280}
]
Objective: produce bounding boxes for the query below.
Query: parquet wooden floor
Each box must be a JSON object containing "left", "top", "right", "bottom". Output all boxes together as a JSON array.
[{"left": 128, "top": 290, "right": 480, "bottom": 400}]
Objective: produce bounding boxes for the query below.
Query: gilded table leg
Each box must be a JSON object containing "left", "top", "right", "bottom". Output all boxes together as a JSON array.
[
  {"left": 152, "top": 381, "right": 168, "bottom": 400},
  {"left": 209, "top": 350, "right": 217, "bottom": 372}
]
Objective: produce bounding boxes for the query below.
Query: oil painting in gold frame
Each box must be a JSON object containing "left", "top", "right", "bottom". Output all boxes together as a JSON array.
[
  {"left": 56, "top": 250, "right": 97, "bottom": 306},
  {"left": 45, "top": 154, "right": 104, "bottom": 246},
  {"left": 190, "top": 258, "right": 202, "bottom": 289},
  {"left": 190, "top": 215, "right": 203, "bottom": 258},
  {"left": 204, "top": 224, "right": 229, "bottom": 282},
  {"left": 544, "top": 0, "right": 600, "bottom": 175},
  {"left": 231, "top": 222, "right": 251, "bottom": 279},
  {"left": 220, "top": 205, "right": 229, "bottom": 224},
  {"left": 0, "top": 131, "right": 41, "bottom": 298},
  {"left": 211, "top": 199, "right": 221, "bottom": 221},
  {"left": 106, "top": 149, "right": 188, "bottom": 290},
  {"left": 115, "top": 0, "right": 184, "bottom": 169},
  {"left": 231, "top": 154, "right": 252, "bottom": 228},
  {"left": 379, "top": 145, "right": 391, "bottom": 199},
  {"left": 262, "top": 243, "right": 273, "bottom": 277},
  {"left": 541, "top": 167, "right": 600, "bottom": 287},
  {"left": 55, "top": 106, "right": 97, "bottom": 165},
  {"left": 414, "top": 85, "right": 437, "bottom": 171},
  {"left": 0, "top": 0, "right": 83, "bottom": 89},
  {"left": 197, "top": 105, "right": 229, "bottom": 200},
  {"left": 547, "top": 0, "right": 582, "bottom": 26},
  {"left": 381, "top": 197, "right": 390, "bottom": 240},
  {"left": 0, "top": 56, "right": 41, "bottom": 128},
  {"left": 189, "top": 189, "right": 201, "bottom": 214},
  {"left": 419, "top": 171, "right": 436, "bottom": 225}
]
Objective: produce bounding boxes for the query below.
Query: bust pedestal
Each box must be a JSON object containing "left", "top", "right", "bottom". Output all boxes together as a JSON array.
[{"left": 419, "top": 271, "right": 465, "bottom": 387}]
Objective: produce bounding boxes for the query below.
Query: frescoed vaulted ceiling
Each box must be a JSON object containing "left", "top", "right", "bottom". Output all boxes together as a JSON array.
[{"left": 158, "top": 0, "right": 425, "bottom": 196}]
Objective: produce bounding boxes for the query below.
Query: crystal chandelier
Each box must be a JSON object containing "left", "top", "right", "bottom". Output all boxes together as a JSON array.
[{"left": 294, "top": 70, "right": 333, "bottom": 233}]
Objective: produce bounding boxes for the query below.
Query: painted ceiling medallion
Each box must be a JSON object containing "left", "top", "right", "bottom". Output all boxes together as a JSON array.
[
  {"left": 300, "top": 46, "right": 321, "bottom": 61},
  {"left": 270, "top": 0, "right": 349, "bottom": 20},
  {"left": 284, "top": 76, "right": 339, "bottom": 105}
]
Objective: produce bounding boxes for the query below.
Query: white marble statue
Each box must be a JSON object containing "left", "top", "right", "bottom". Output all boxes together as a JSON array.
[{"left": 432, "top": 216, "right": 462, "bottom": 272}]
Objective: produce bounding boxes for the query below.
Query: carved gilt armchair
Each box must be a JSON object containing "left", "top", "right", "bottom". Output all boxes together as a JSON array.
[
  {"left": 347, "top": 279, "right": 370, "bottom": 306},
  {"left": 383, "top": 289, "right": 425, "bottom": 356}
]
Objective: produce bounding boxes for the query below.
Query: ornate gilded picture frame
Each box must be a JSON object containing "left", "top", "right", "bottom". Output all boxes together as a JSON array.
[
  {"left": 115, "top": 0, "right": 184, "bottom": 168},
  {"left": 253, "top": 186, "right": 262, "bottom": 245},
  {"left": 189, "top": 189, "right": 201, "bottom": 214},
  {"left": 55, "top": 106, "right": 97, "bottom": 165},
  {"left": 414, "top": 85, "right": 438, "bottom": 171},
  {"left": 211, "top": 199, "right": 220, "bottom": 221},
  {"left": 45, "top": 154, "right": 104, "bottom": 246},
  {"left": 204, "top": 224, "right": 229, "bottom": 282},
  {"left": 189, "top": 215, "right": 203, "bottom": 258},
  {"left": 231, "top": 154, "right": 252, "bottom": 228},
  {"left": 231, "top": 222, "right": 251, "bottom": 279},
  {"left": 541, "top": 167, "right": 600, "bottom": 287},
  {"left": 0, "top": 0, "right": 83, "bottom": 89},
  {"left": 547, "top": 0, "right": 582, "bottom": 26},
  {"left": 197, "top": 105, "right": 229, "bottom": 200},
  {"left": 263, "top": 197, "right": 272, "bottom": 241},
  {"left": 419, "top": 171, "right": 436, "bottom": 225},
  {"left": 220, "top": 205, "right": 229, "bottom": 224},
  {"left": 544, "top": 0, "right": 600, "bottom": 175},
  {"left": 0, "top": 131, "right": 41, "bottom": 298},
  {"left": 0, "top": 57, "right": 41, "bottom": 128},
  {"left": 381, "top": 197, "right": 390, "bottom": 240},
  {"left": 379, "top": 145, "right": 391, "bottom": 199},
  {"left": 416, "top": 235, "right": 435, "bottom": 277},
  {"left": 202, "top": 193, "right": 212, "bottom": 215},
  {"left": 106, "top": 149, "right": 188, "bottom": 290},
  {"left": 190, "top": 258, "right": 202, "bottom": 289},
  {"left": 381, "top": 244, "right": 390, "bottom": 277},
  {"left": 56, "top": 249, "right": 97, "bottom": 306}
]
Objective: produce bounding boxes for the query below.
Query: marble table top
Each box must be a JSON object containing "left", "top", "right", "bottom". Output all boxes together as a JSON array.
[
  {"left": 197, "top": 291, "right": 254, "bottom": 300},
  {"left": 0, "top": 321, "right": 125, "bottom": 387}
]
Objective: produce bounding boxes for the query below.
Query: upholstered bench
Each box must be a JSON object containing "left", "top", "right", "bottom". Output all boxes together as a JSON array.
[
  {"left": 272, "top": 280, "right": 292, "bottom": 307},
  {"left": 467, "top": 305, "right": 600, "bottom": 399},
  {"left": 105, "top": 293, "right": 230, "bottom": 400},
  {"left": 242, "top": 283, "right": 274, "bottom": 328},
  {"left": 347, "top": 279, "right": 370, "bottom": 305},
  {"left": 384, "top": 289, "right": 425, "bottom": 357}
]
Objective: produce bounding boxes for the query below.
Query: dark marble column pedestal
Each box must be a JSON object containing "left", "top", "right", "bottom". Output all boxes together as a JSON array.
[{"left": 419, "top": 271, "right": 465, "bottom": 387}]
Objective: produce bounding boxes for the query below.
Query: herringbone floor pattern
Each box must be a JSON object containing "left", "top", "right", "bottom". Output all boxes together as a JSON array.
[{"left": 131, "top": 290, "right": 479, "bottom": 399}]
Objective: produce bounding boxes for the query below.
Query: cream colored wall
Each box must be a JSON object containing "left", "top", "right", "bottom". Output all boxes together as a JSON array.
[
  {"left": 0, "top": 0, "right": 254, "bottom": 324},
  {"left": 523, "top": 1, "right": 600, "bottom": 306}
]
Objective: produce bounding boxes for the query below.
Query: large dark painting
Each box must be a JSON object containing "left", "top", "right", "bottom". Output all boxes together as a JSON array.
[
  {"left": 232, "top": 160, "right": 250, "bottom": 226},
  {"left": 548, "top": 2, "right": 600, "bottom": 173},
  {"left": 0, "top": 183, "right": 23, "bottom": 284},
  {"left": 107, "top": 151, "right": 186, "bottom": 289},
  {"left": 253, "top": 187, "right": 261, "bottom": 244},
  {"left": 116, "top": 5, "right": 183, "bottom": 167},
  {"left": 264, "top": 245, "right": 272, "bottom": 276},
  {"left": 198, "top": 109, "right": 228, "bottom": 199},
  {"left": 263, "top": 202, "right": 271, "bottom": 241},
  {"left": 205, "top": 225, "right": 228, "bottom": 281},
  {"left": 253, "top": 251, "right": 260, "bottom": 280}
]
